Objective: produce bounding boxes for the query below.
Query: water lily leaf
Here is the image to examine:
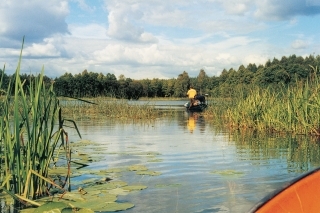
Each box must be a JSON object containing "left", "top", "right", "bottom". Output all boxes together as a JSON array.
[
  {"left": 128, "top": 165, "right": 148, "bottom": 171},
  {"left": 108, "top": 188, "right": 129, "bottom": 196},
  {"left": 71, "top": 197, "right": 118, "bottom": 210},
  {"left": 34, "top": 201, "right": 71, "bottom": 213},
  {"left": 94, "top": 202, "right": 134, "bottom": 212},
  {"left": 122, "top": 185, "right": 147, "bottom": 191},
  {"left": 98, "top": 168, "right": 126, "bottom": 173},
  {"left": 136, "top": 171, "right": 161, "bottom": 176},
  {"left": 61, "top": 207, "right": 94, "bottom": 213},
  {"left": 48, "top": 167, "right": 68, "bottom": 176},
  {"left": 59, "top": 192, "right": 86, "bottom": 202},
  {"left": 81, "top": 178, "right": 98, "bottom": 184}
]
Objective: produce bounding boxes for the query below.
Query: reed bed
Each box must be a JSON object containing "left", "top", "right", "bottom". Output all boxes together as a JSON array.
[
  {"left": 0, "top": 43, "right": 80, "bottom": 209},
  {"left": 205, "top": 72, "right": 320, "bottom": 136},
  {"left": 59, "top": 97, "right": 163, "bottom": 120}
]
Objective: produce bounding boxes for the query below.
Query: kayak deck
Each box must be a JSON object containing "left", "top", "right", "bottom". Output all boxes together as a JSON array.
[{"left": 250, "top": 167, "right": 320, "bottom": 213}]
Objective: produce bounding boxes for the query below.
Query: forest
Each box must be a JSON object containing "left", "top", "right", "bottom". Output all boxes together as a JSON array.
[{"left": 1, "top": 54, "right": 320, "bottom": 99}]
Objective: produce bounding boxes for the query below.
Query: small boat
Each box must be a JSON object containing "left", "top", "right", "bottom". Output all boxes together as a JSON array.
[
  {"left": 185, "top": 94, "right": 208, "bottom": 112},
  {"left": 249, "top": 167, "right": 320, "bottom": 213}
]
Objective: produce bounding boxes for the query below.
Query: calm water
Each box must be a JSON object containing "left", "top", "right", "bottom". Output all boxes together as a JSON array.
[
  {"left": 2, "top": 100, "right": 320, "bottom": 213},
  {"left": 66, "top": 100, "right": 320, "bottom": 213}
]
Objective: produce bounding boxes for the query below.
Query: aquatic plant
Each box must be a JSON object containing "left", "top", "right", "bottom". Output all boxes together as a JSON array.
[
  {"left": 205, "top": 68, "right": 320, "bottom": 136},
  {"left": 0, "top": 40, "right": 81, "bottom": 208},
  {"left": 59, "top": 97, "right": 162, "bottom": 120}
]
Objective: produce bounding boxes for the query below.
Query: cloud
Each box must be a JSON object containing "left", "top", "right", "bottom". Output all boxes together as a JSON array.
[
  {"left": 291, "top": 39, "right": 309, "bottom": 49},
  {"left": 106, "top": 2, "right": 158, "bottom": 43},
  {"left": 0, "top": 0, "right": 69, "bottom": 45},
  {"left": 254, "top": 0, "right": 320, "bottom": 21},
  {"left": 213, "top": 0, "right": 253, "bottom": 16}
]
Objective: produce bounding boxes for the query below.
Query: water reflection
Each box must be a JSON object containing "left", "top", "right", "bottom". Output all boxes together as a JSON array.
[
  {"left": 187, "top": 113, "right": 196, "bottom": 133},
  {"left": 233, "top": 131, "right": 320, "bottom": 172},
  {"left": 185, "top": 112, "right": 206, "bottom": 134}
]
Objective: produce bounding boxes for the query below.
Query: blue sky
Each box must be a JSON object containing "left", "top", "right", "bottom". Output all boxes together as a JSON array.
[{"left": 1, "top": 0, "right": 320, "bottom": 79}]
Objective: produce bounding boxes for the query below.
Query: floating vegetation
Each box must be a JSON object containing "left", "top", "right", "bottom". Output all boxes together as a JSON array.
[
  {"left": 20, "top": 178, "right": 144, "bottom": 212},
  {"left": 136, "top": 171, "right": 161, "bottom": 176},
  {"left": 122, "top": 185, "right": 148, "bottom": 191},
  {"left": 147, "top": 158, "right": 163, "bottom": 162},
  {"left": 128, "top": 165, "right": 148, "bottom": 171},
  {"left": 98, "top": 168, "right": 126, "bottom": 174}
]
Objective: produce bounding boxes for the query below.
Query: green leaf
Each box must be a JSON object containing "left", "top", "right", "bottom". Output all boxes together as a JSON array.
[{"left": 34, "top": 202, "right": 71, "bottom": 213}]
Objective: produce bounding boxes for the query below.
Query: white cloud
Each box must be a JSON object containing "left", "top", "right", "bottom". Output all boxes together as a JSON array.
[
  {"left": 0, "top": 0, "right": 69, "bottom": 44},
  {"left": 213, "top": 0, "right": 253, "bottom": 16},
  {"left": 291, "top": 39, "right": 308, "bottom": 49},
  {"left": 24, "top": 42, "right": 61, "bottom": 58},
  {"left": 106, "top": 2, "right": 158, "bottom": 43}
]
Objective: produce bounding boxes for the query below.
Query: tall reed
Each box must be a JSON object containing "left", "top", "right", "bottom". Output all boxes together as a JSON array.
[
  {"left": 0, "top": 41, "right": 79, "bottom": 205},
  {"left": 205, "top": 69, "right": 320, "bottom": 135},
  {"left": 60, "top": 97, "right": 161, "bottom": 120}
]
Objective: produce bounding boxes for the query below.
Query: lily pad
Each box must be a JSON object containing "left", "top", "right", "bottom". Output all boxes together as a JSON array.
[
  {"left": 136, "top": 171, "right": 161, "bottom": 176},
  {"left": 48, "top": 167, "right": 69, "bottom": 176},
  {"left": 147, "top": 158, "right": 162, "bottom": 162},
  {"left": 94, "top": 202, "right": 134, "bottom": 212},
  {"left": 128, "top": 165, "right": 148, "bottom": 171},
  {"left": 98, "top": 168, "right": 126, "bottom": 174},
  {"left": 122, "top": 185, "right": 147, "bottom": 191},
  {"left": 34, "top": 201, "right": 71, "bottom": 213},
  {"left": 61, "top": 208, "right": 94, "bottom": 213},
  {"left": 108, "top": 188, "right": 129, "bottom": 196}
]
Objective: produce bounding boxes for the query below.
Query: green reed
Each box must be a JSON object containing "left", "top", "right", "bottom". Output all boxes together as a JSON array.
[
  {"left": 60, "top": 97, "right": 162, "bottom": 120},
  {"left": 205, "top": 69, "right": 320, "bottom": 135},
  {"left": 0, "top": 41, "right": 79, "bottom": 205}
]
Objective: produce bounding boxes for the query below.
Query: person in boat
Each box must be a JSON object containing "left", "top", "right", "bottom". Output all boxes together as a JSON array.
[{"left": 187, "top": 85, "right": 197, "bottom": 108}]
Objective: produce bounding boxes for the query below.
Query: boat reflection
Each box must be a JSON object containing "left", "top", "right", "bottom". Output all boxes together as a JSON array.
[{"left": 186, "top": 112, "right": 206, "bottom": 133}]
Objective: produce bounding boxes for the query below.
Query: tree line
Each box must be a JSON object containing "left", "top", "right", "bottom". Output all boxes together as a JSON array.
[{"left": 1, "top": 54, "right": 320, "bottom": 99}]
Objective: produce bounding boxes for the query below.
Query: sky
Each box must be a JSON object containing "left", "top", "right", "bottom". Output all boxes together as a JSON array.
[{"left": 1, "top": 0, "right": 320, "bottom": 80}]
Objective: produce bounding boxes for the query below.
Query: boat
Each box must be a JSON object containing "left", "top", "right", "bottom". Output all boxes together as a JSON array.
[
  {"left": 184, "top": 94, "right": 208, "bottom": 112},
  {"left": 249, "top": 167, "right": 320, "bottom": 213}
]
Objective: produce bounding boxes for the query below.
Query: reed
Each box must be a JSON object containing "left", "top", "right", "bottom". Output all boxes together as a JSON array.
[
  {"left": 59, "top": 97, "right": 162, "bottom": 120},
  {"left": 0, "top": 41, "right": 80, "bottom": 207},
  {"left": 205, "top": 70, "right": 320, "bottom": 135}
]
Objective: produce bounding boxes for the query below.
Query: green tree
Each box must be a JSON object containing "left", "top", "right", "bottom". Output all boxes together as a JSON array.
[
  {"left": 174, "top": 71, "right": 190, "bottom": 97},
  {"left": 196, "top": 69, "right": 209, "bottom": 95}
]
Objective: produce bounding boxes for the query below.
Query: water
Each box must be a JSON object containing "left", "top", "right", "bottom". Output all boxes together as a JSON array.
[
  {"left": 2, "top": 100, "right": 320, "bottom": 212},
  {"left": 65, "top": 101, "right": 320, "bottom": 213}
]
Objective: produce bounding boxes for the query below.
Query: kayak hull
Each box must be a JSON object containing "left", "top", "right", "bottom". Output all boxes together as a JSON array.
[{"left": 249, "top": 167, "right": 320, "bottom": 213}]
